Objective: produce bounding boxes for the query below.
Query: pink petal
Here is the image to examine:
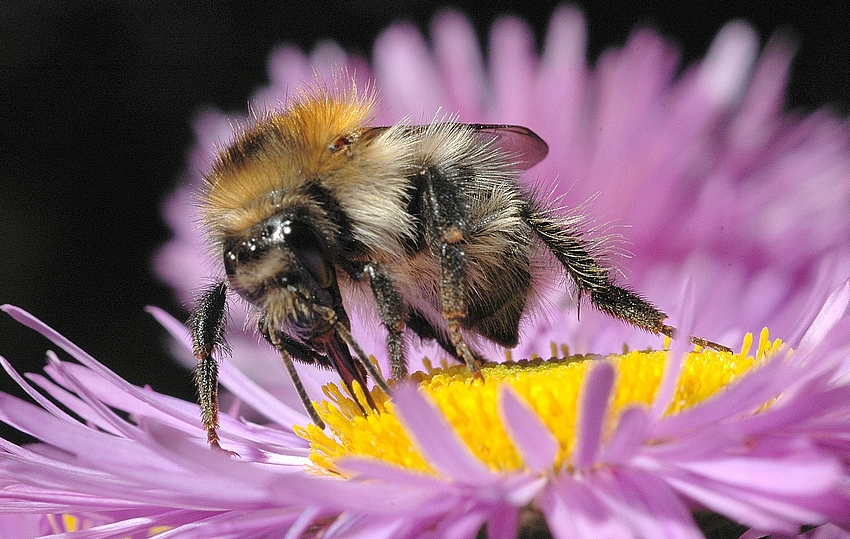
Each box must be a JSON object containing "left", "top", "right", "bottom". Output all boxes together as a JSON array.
[
  {"left": 798, "top": 280, "right": 850, "bottom": 354},
  {"left": 618, "top": 469, "right": 704, "bottom": 539},
  {"left": 373, "top": 23, "right": 447, "bottom": 120},
  {"left": 541, "top": 474, "right": 633, "bottom": 539},
  {"left": 489, "top": 16, "right": 537, "bottom": 125},
  {"left": 677, "top": 453, "right": 841, "bottom": 495},
  {"left": 430, "top": 10, "right": 487, "bottom": 118},
  {"left": 391, "top": 384, "right": 493, "bottom": 483},
  {"left": 664, "top": 473, "right": 834, "bottom": 533},
  {"left": 572, "top": 360, "right": 614, "bottom": 468},
  {"left": 485, "top": 505, "right": 519, "bottom": 539},
  {"left": 696, "top": 21, "right": 759, "bottom": 108},
  {"left": 651, "top": 281, "right": 696, "bottom": 419},
  {"left": 498, "top": 385, "right": 558, "bottom": 472},
  {"left": 599, "top": 406, "right": 650, "bottom": 463}
]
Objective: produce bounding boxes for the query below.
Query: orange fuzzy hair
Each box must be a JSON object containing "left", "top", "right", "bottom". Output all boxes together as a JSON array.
[{"left": 199, "top": 80, "right": 378, "bottom": 244}]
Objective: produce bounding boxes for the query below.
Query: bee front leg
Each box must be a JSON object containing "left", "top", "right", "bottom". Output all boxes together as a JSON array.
[
  {"left": 258, "top": 320, "right": 327, "bottom": 429},
  {"left": 361, "top": 262, "right": 408, "bottom": 380},
  {"left": 190, "top": 281, "right": 229, "bottom": 451},
  {"left": 416, "top": 166, "right": 481, "bottom": 376}
]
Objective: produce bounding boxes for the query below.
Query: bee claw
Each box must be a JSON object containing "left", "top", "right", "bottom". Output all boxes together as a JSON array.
[
  {"left": 690, "top": 336, "right": 733, "bottom": 353},
  {"left": 211, "top": 443, "right": 240, "bottom": 458}
]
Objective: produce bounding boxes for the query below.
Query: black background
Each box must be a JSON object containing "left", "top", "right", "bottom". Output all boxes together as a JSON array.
[{"left": 1, "top": 1, "right": 848, "bottom": 445}]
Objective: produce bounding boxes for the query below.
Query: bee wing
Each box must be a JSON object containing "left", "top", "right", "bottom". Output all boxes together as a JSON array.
[
  {"left": 469, "top": 124, "right": 549, "bottom": 170},
  {"left": 363, "top": 124, "right": 549, "bottom": 170}
]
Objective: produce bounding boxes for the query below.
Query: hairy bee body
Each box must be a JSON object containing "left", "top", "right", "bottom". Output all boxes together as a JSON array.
[
  {"left": 190, "top": 83, "right": 727, "bottom": 449},
  {"left": 204, "top": 95, "right": 540, "bottom": 347},
  {"left": 358, "top": 122, "right": 538, "bottom": 349}
]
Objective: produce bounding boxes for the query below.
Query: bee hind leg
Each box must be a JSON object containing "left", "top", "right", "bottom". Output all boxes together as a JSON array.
[{"left": 523, "top": 206, "right": 731, "bottom": 353}]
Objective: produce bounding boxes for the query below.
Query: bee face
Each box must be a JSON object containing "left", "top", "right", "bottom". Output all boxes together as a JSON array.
[
  {"left": 222, "top": 209, "right": 338, "bottom": 340},
  {"left": 201, "top": 89, "right": 385, "bottom": 343},
  {"left": 190, "top": 80, "right": 729, "bottom": 450}
]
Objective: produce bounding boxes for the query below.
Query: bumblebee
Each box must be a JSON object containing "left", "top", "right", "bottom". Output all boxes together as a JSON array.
[{"left": 191, "top": 81, "right": 728, "bottom": 450}]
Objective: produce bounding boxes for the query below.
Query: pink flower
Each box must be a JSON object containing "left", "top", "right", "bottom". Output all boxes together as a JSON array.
[
  {"left": 2, "top": 8, "right": 850, "bottom": 539},
  {"left": 156, "top": 8, "right": 850, "bottom": 368},
  {"left": 2, "top": 282, "right": 850, "bottom": 537}
]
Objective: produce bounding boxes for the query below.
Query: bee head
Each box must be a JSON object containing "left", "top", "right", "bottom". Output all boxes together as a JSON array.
[
  {"left": 199, "top": 81, "right": 410, "bottom": 340},
  {"left": 222, "top": 209, "right": 343, "bottom": 340}
]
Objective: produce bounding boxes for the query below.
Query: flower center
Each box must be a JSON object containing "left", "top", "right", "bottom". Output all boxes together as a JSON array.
[{"left": 295, "top": 330, "right": 781, "bottom": 475}]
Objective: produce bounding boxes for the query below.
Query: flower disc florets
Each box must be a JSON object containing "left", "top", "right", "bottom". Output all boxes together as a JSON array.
[{"left": 298, "top": 331, "right": 779, "bottom": 476}]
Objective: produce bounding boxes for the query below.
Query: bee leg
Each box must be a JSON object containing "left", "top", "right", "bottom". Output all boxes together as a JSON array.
[
  {"left": 277, "top": 348, "right": 324, "bottom": 428},
  {"left": 407, "top": 310, "right": 487, "bottom": 366},
  {"left": 190, "top": 281, "right": 230, "bottom": 451},
  {"left": 416, "top": 166, "right": 482, "bottom": 376},
  {"left": 523, "top": 207, "right": 732, "bottom": 353},
  {"left": 439, "top": 242, "right": 482, "bottom": 375},
  {"left": 258, "top": 321, "right": 327, "bottom": 429},
  {"left": 361, "top": 262, "right": 408, "bottom": 380}
]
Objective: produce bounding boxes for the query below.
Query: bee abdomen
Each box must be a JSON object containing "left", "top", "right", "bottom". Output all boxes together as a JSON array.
[{"left": 465, "top": 262, "right": 531, "bottom": 347}]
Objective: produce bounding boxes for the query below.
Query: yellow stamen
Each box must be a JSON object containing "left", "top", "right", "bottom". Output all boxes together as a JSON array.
[{"left": 295, "top": 330, "right": 782, "bottom": 476}]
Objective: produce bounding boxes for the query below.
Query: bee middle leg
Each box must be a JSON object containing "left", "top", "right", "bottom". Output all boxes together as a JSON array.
[
  {"left": 406, "top": 310, "right": 488, "bottom": 367},
  {"left": 415, "top": 166, "right": 481, "bottom": 375},
  {"left": 359, "top": 262, "right": 408, "bottom": 380}
]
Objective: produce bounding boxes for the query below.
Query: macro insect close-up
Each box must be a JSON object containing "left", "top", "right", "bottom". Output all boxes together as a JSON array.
[{"left": 190, "top": 80, "right": 729, "bottom": 450}]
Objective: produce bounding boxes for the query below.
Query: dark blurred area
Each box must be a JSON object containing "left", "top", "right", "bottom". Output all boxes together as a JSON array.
[{"left": 1, "top": 1, "right": 847, "bottom": 444}]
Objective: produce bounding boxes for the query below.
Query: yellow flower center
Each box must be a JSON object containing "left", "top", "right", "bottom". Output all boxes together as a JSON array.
[{"left": 295, "top": 330, "right": 781, "bottom": 476}]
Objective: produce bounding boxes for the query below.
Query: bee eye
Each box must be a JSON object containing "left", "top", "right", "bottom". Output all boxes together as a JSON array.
[
  {"left": 327, "top": 136, "right": 350, "bottom": 153},
  {"left": 283, "top": 220, "right": 335, "bottom": 289}
]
